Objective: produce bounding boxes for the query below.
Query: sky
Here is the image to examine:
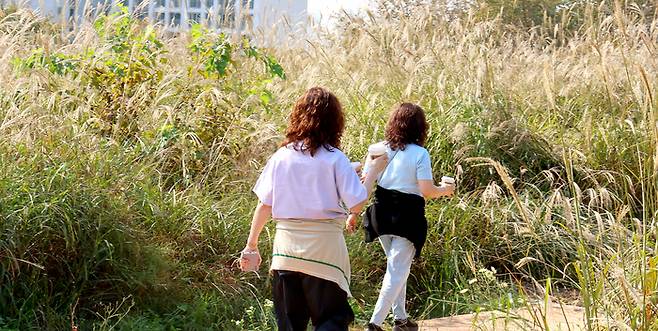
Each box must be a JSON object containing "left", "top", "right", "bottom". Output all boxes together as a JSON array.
[{"left": 307, "top": 0, "right": 372, "bottom": 26}]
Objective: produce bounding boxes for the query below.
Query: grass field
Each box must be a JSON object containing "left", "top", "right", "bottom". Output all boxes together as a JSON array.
[{"left": 0, "top": 1, "right": 657, "bottom": 330}]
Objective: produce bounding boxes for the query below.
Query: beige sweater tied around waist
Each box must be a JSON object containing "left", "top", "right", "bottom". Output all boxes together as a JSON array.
[{"left": 270, "top": 219, "right": 351, "bottom": 297}]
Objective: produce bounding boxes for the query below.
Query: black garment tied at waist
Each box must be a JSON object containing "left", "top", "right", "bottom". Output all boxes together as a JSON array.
[{"left": 363, "top": 185, "right": 427, "bottom": 258}]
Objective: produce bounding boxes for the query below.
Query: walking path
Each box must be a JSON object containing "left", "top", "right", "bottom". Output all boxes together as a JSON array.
[{"left": 417, "top": 302, "right": 587, "bottom": 330}]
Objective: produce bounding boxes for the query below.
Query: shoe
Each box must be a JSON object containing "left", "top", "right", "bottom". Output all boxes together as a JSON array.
[
  {"left": 365, "top": 323, "right": 384, "bottom": 331},
  {"left": 393, "top": 318, "right": 419, "bottom": 331}
]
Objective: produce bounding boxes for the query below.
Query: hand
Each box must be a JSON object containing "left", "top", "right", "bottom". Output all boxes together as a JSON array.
[
  {"left": 239, "top": 246, "right": 262, "bottom": 271},
  {"left": 440, "top": 183, "right": 456, "bottom": 197},
  {"left": 345, "top": 214, "right": 359, "bottom": 233},
  {"left": 367, "top": 154, "right": 389, "bottom": 175}
]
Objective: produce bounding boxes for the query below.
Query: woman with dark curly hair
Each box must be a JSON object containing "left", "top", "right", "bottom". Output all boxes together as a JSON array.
[
  {"left": 239, "top": 87, "right": 388, "bottom": 331},
  {"left": 362, "top": 103, "right": 455, "bottom": 331}
]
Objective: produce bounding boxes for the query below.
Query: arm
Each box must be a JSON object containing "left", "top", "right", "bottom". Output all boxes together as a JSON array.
[
  {"left": 246, "top": 155, "right": 275, "bottom": 251},
  {"left": 418, "top": 179, "right": 455, "bottom": 199},
  {"left": 348, "top": 167, "right": 382, "bottom": 213},
  {"left": 346, "top": 154, "right": 388, "bottom": 232},
  {"left": 239, "top": 202, "right": 272, "bottom": 271},
  {"left": 415, "top": 149, "right": 455, "bottom": 199},
  {"left": 244, "top": 202, "right": 272, "bottom": 250}
]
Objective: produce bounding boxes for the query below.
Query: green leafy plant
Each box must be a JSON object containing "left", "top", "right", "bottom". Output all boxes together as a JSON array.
[
  {"left": 188, "top": 24, "right": 285, "bottom": 80},
  {"left": 12, "top": 48, "right": 77, "bottom": 75},
  {"left": 84, "top": 5, "right": 166, "bottom": 136},
  {"left": 189, "top": 25, "right": 233, "bottom": 78}
]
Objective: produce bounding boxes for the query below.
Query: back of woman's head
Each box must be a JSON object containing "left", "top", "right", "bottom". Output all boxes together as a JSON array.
[
  {"left": 385, "top": 103, "right": 428, "bottom": 151},
  {"left": 282, "top": 87, "right": 344, "bottom": 155}
]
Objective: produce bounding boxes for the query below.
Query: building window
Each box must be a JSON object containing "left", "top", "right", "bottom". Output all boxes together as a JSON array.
[
  {"left": 171, "top": 12, "right": 182, "bottom": 25},
  {"left": 218, "top": 0, "right": 229, "bottom": 15},
  {"left": 171, "top": 0, "right": 180, "bottom": 8},
  {"left": 242, "top": 0, "right": 253, "bottom": 10},
  {"left": 189, "top": 12, "right": 204, "bottom": 23},
  {"left": 155, "top": 12, "right": 165, "bottom": 23},
  {"left": 157, "top": 0, "right": 166, "bottom": 8},
  {"left": 190, "top": 0, "right": 201, "bottom": 8},
  {"left": 134, "top": 0, "right": 147, "bottom": 17}
]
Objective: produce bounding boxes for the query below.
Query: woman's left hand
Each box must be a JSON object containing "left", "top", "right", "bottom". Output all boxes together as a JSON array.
[{"left": 345, "top": 214, "right": 359, "bottom": 233}]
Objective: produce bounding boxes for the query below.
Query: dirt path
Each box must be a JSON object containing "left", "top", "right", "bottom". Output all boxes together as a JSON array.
[{"left": 418, "top": 302, "right": 587, "bottom": 330}]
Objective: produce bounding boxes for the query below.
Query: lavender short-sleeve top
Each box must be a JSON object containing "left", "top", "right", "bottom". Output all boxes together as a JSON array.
[{"left": 253, "top": 144, "right": 367, "bottom": 220}]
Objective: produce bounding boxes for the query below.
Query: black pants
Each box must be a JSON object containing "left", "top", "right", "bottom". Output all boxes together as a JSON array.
[{"left": 271, "top": 270, "right": 354, "bottom": 331}]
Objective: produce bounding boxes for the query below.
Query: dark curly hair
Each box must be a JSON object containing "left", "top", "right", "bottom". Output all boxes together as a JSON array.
[
  {"left": 281, "top": 87, "right": 345, "bottom": 156},
  {"left": 385, "top": 103, "right": 428, "bottom": 151}
]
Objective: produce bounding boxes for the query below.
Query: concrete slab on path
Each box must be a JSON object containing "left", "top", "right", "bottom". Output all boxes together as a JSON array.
[{"left": 417, "top": 302, "right": 587, "bottom": 331}]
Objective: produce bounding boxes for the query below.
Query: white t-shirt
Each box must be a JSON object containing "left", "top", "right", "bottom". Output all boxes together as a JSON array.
[
  {"left": 253, "top": 144, "right": 367, "bottom": 220},
  {"left": 365, "top": 142, "right": 433, "bottom": 196}
]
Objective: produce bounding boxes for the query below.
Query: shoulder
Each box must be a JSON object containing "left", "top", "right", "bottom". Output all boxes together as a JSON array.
[
  {"left": 407, "top": 144, "right": 430, "bottom": 159},
  {"left": 324, "top": 146, "right": 350, "bottom": 162},
  {"left": 392, "top": 143, "right": 428, "bottom": 155},
  {"left": 317, "top": 146, "right": 351, "bottom": 168},
  {"left": 272, "top": 147, "right": 287, "bottom": 157},
  {"left": 407, "top": 144, "right": 428, "bottom": 152},
  {"left": 268, "top": 147, "right": 289, "bottom": 162}
]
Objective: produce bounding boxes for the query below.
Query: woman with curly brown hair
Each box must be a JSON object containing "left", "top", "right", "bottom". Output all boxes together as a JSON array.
[
  {"left": 239, "top": 87, "right": 388, "bottom": 331},
  {"left": 362, "top": 103, "right": 455, "bottom": 331}
]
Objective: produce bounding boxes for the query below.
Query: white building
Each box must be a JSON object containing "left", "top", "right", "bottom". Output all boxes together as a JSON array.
[{"left": 4, "top": 0, "right": 308, "bottom": 34}]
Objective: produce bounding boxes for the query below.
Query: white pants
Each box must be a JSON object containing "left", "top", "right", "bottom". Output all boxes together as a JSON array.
[{"left": 369, "top": 235, "right": 415, "bottom": 325}]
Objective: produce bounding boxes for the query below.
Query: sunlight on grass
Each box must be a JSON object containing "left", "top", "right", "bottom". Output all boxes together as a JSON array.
[{"left": 0, "top": 0, "right": 656, "bottom": 329}]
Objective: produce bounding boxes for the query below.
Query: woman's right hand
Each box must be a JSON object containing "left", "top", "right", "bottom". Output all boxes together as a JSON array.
[{"left": 239, "top": 247, "right": 262, "bottom": 272}]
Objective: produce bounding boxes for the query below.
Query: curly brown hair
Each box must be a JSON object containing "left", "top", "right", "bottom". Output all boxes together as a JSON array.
[
  {"left": 281, "top": 87, "right": 345, "bottom": 156},
  {"left": 385, "top": 103, "right": 428, "bottom": 151}
]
